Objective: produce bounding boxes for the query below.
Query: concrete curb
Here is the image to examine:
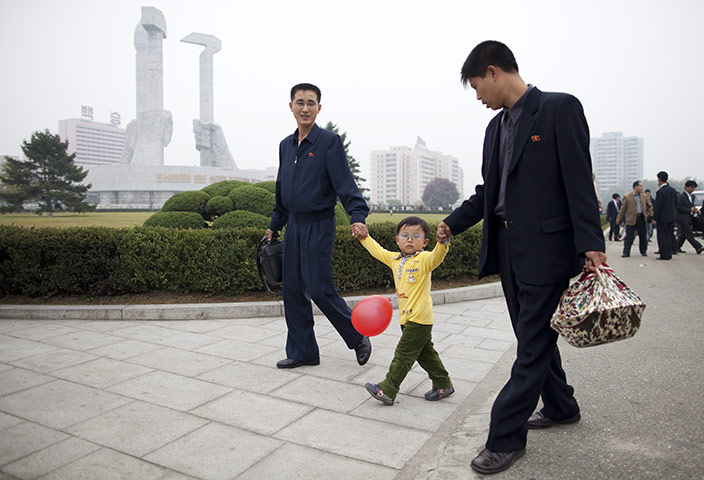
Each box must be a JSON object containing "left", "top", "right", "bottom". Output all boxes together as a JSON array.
[{"left": 0, "top": 282, "right": 503, "bottom": 321}]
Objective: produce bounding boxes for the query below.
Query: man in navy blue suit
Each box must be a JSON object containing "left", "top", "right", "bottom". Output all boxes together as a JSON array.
[
  {"left": 267, "top": 83, "right": 372, "bottom": 369},
  {"left": 652, "top": 171, "right": 677, "bottom": 260},
  {"left": 606, "top": 193, "right": 622, "bottom": 241},
  {"left": 675, "top": 180, "right": 703, "bottom": 254},
  {"left": 438, "top": 41, "right": 606, "bottom": 474}
]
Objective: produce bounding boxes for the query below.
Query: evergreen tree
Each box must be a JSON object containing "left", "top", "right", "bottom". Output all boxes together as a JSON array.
[
  {"left": 324, "top": 121, "right": 369, "bottom": 198},
  {"left": 0, "top": 130, "right": 94, "bottom": 216},
  {"left": 422, "top": 177, "right": 459, "bottom": 209}
]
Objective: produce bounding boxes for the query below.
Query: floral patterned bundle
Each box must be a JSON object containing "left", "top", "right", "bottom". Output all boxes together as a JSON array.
[{"left": 550, "top": 265, "right": 645, "bottom": 347}]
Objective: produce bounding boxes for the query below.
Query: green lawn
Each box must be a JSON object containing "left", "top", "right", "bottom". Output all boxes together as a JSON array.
[
  {"left": 0, "top": 212, "right": 155, "bottom": 228},
  {"left": 366, "top": 212, "right": 447, "bottom": 225}
]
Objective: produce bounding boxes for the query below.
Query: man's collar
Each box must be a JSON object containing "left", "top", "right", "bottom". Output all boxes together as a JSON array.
[{"left": 293, "top": 123, "right": 321, "bottom": 144}]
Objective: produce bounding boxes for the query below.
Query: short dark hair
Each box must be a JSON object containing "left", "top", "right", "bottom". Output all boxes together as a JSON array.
[
  {"left": 633, "top": 180, "right": 642, "bottom": 189},
  {"left": 645, "top": 189, "right": 651, "bottom": 194},
  {"left": 397, "top": 216, "right": 429, "bottom": 237},
  {"left": 290, "top": 83, "right": 321, "bottom": 103},
  {"left": 461, "top": 40, "right": 519, "bottom": 86},
  {"left": 612, "top": 193, "right": 620, "bottom": 199},
  {"left": 657, "top": 171, "right": 669, "bottom": 182},
  {"left": 685, "top": 180, "right": 698, "bottom": 188}
]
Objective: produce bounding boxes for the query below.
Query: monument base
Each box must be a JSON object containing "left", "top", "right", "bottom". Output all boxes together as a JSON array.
[{"left": 85, "top": 164, "right": 276, "bottom": 209}]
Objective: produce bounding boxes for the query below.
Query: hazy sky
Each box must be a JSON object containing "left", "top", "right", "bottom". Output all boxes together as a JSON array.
[{"left": 1, "top": 0, "right": 702, "bottom": 194}]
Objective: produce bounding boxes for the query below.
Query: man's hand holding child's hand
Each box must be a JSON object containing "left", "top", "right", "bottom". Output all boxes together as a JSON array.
[
  {"left": 437, "top": 222, "right": 452, "bottom": 244},
  {"left": 351, "top": 222, "right": 368, "bottom": 240}
]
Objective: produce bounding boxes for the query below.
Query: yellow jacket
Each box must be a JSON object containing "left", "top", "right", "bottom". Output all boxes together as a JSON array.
[{"left": 359, "top": 235, "right": 449, "bottom": 325}]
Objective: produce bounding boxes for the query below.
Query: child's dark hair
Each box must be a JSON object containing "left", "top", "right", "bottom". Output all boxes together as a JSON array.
[{"left": 397, "top": 216, "right": 429, "bottom": 237}]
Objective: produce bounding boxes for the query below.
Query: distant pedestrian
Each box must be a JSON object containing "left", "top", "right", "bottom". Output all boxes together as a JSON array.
[
  {"left": 645, "top": 189, "right": 654, "bottom": 240},
  {"left": 675, "top": 180, "right": 703, "bottom": 254},
  {"left": 617, "top": 180, "right": 652, "bottom": 257},
  {"left": 606, "top": 193, "right": 622, "bottom": 241},
  {"left": 354, "top": 216, "right": 454, "bottom": 406},
  {"left": 652, "top": 171, "right": 677, "bottom": 260}
]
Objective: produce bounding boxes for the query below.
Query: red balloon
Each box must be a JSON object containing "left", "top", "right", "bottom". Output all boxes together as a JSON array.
[{"left": 351, "top": 295, "right": 393, "bottom": 336}]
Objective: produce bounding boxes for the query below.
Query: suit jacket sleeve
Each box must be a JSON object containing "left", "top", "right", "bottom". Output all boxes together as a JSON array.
[
  {"left": 325, "top": 135, "right": 369, "bottom": 224},
  {"left": 554, "top": 95, "right": 604, "bottom": 254},
  {"left": 269, "top": 141, "right": 289, "bottom": 231}
]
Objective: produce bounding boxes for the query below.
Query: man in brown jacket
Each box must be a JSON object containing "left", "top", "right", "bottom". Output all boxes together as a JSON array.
[{"left": 617, "top": 180, "right": 653, "bottom": 257}]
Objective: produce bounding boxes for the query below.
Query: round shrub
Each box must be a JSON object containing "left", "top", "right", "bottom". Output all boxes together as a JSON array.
[
  {"left": 229, "top": 185, "right": 276, "bottom": 216},
  {"left": 162, "top": 190, "right": 211, "bottom": 218},
  {"left": 205, "top": 195, "right": 234, "bottom": 220},
  {"left": 201, "top": 180, "right": 250, "bottom": 197},
  {"left": 334, "top": 202, "right": 351, "bottom": 226},
  {"left": 211, "top": 210, "right": 270, "bottom": 230},
  {"left": 143, "top": 211, "right": 207, "bottom": 229},
  {"left": 255, "top": 181, "right": 276, "bottom": 194}
]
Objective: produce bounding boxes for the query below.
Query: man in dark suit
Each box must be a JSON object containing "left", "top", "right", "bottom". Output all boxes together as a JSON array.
[
  {"left": 438, "top": 41, "right": 605, "bottom": 475},
  {"left": 676, "top": 180, "right": 703, "bottom": 254},
  {"left": 606, "top": 193, "right": 622, "bottom": 241},
  {"left": 652, "top": 171, "right": 677, "bottom": 260}
]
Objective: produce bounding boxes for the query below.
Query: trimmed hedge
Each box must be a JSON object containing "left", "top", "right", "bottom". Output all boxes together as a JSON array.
[
  {"left": 211, "top": 210, "right": 270, "bottom": 230},
  {"left": 143, "top": 211, "right": 207, "bottom": 229},
  {"left": 205, "top": 196, "right": 235, "bottom": 220},
  {"left": 0, "top": 223, "right": 482, "bottom": 297},
  {"left": 161, "top": 190, "right": 211, "bottom": 218},
  {"left": 200, "top": 180, "right": 249, "bottom": 197},
  {"left": 229, "top": 186, "right": 275, "bottom": 217},
  {"left": 255, "top": 181, "right": 276, "bottom": 194}
]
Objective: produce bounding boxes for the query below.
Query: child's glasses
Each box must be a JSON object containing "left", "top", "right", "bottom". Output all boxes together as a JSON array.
[{"left": 397, "top": 233, "right": 424, "bottom": 241}]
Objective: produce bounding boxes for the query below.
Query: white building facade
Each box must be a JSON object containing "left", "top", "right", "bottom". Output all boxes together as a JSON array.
[
  {"left": 59, "top": 116, "right": 126, "bottom": 166},
  {"left": 369, "top": 138, "right": 463, "bottom": 207},
  {"left": 590, "top": 131, "right": 644, "bottom": 190}
]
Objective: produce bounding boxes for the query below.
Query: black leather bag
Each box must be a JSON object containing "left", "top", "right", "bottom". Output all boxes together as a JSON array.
[{"left": 256, "top": 233, "right": 283, "bottom": 295}]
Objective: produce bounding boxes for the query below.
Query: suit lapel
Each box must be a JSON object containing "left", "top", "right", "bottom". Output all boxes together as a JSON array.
[
  {"left": 485, "top": 116, "right": 502, "bottom": 205},
  {"left": 508, "top": 88, "right": 541, "bottom": 175}
]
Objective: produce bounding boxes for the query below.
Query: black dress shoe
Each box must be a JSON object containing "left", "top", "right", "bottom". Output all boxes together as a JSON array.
[
  {"left": 355, "top": 336, "right": 372, "bottom": 365},
  {"left": 527, "top": 411, "right": 581, "bottom": 429},
  {"left": 656, "top": 257, "right": 670, "bottom": 260},
  {"left": 621, "top": 254, "right": 629, "bottom": 257},
  {"left": 276, "top": 358, "right": 320, "bottom": 369},
  {"left": 470, "top": 447, "right": 525, "bottom": 474}
]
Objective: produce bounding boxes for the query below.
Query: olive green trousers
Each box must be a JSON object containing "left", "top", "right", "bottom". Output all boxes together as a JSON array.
[{"left": 378, "top": 321, "right": 452, "bottom": 399}]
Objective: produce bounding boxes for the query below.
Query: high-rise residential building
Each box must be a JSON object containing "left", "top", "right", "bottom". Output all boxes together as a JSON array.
[
  {"left": 369, "top": 137, "right": 463, "bottom": 207},
  {"left": 58, "top": 117, "right": 126, "bottom": 166},
  {"left": 590, "top": 131, "right": 644, "bottom": 190}
]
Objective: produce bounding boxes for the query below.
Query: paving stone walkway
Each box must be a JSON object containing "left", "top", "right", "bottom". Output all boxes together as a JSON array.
[{"left": 0, "top": 294, "right": 513, "bottom": 480}]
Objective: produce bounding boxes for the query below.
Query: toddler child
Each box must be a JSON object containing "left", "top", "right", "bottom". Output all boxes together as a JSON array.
[{"left": 353, "top": 216, "right": 454, "bottom": 405}]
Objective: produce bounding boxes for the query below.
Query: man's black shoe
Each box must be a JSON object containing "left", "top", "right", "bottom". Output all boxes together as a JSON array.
[
  {"left": 527, "top": 411, "right": 581, "bottom": 429},
  {"left": 470, "top": 447, "right": 525, "bottom": 474},
  {"left": 621, "top": 254, "right": 629, "bottom": 257},
  {"left": 656, "top": 257, "right": 670, "bottom": 260},
  {"left": 276, "top": 358, "right": 320, "bottom": 369},
  {"left": 355, "top": 336, "right": 372, "bottom": 365}
]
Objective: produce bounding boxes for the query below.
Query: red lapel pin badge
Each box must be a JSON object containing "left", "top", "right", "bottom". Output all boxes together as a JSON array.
[
  {"left": 308, "top": 152, "right": 315, "bottom": 157},
  {"left": 531, "top": 135, "right": 541, "bottom": 142}
]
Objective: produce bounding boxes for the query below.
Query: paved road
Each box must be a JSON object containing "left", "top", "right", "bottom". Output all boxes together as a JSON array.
[
  {"left": 0, "top": 236, "right": 702, "bottom": 479},
  {"left": 400, "top": 237, "right": 704, "bottom": 480}
]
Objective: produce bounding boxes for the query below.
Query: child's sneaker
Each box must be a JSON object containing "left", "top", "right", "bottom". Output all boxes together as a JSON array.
[
  {"left": 424, "top": 386, "right": 455, "bottom": 401},
  {"left": 365, "top": 383, "right": 394, "bottom": 405}
]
